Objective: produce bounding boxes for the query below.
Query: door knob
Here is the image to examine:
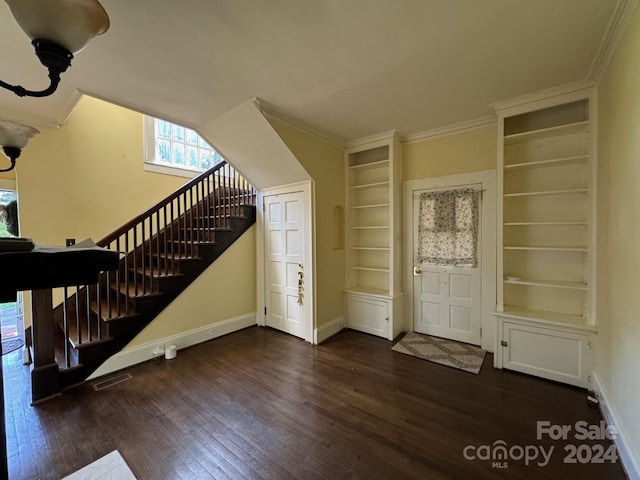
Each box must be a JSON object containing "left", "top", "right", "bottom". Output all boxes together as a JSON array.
[{"left": 413, "top": 266, "right": 422, "bottom": 276}]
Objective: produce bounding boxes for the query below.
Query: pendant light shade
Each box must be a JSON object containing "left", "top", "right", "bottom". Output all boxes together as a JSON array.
[
  {"left": 0, "top": 120, "right": 39, "bottom": 172},
  {"left": 0, "top": 0, "right": 110, "bottom": 98},
  {"left": 5, "top": 0, "right": 110, "bottom": 55},
  {"left": 0, "top": 120, "right": 39, "bottom": 149}
]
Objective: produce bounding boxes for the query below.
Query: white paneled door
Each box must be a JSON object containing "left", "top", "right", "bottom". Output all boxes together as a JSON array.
[
  {"left": 264, "top": 191, "right": 306, "bottom": 339},
  {"left": 412, "top": 191, "right": 482, "bottom": 345}
]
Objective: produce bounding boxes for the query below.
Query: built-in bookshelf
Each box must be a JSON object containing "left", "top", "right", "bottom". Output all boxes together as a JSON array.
[
  {"left": 344, "top": 133, "right": 402, "bottom": 340},
  {"left": 493, "top": 88, "right": 597, "bottom": 388}
]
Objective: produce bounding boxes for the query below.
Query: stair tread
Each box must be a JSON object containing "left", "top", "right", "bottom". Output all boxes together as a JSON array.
[
  {"left": 155, "top": 253, "right": 202, "bottom": 262},
  {"left": 187, "top": 227, "right": 232, "bottom": 233},
  {"left": 170, "top": 239, "right": 218, "bottom": 246},
  {"left": 116, "top": 283, "right": 165, "bottom": 299},
  {"left": 89, "top": 299, "right": 140, "bottom": 321},
  {"left": 185, "top": 226, "right": 229, "bottom": 231},
  {"left": 61, "top": 319, "right": 114, "bottom": 349},
  {"left": 133, "top": 266, "right": 185, "bottom": 279}
]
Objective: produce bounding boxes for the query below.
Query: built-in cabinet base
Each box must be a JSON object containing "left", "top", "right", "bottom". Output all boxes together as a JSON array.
[
  {"left": 345, "top": 291, "right": 403, "bottom": 341},
  {"left": 494, "top": 314, "right": 594, "bottom": 388}
]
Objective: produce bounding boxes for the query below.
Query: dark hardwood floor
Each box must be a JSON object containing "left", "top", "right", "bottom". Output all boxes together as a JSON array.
[{"left": 3, "top": 326, "right": 627, "bottom": 479}]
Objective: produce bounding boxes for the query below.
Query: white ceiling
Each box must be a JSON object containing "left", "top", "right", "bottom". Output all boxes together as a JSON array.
[{"left": 0, "top": 0, "right": 620, "bottom": 144}]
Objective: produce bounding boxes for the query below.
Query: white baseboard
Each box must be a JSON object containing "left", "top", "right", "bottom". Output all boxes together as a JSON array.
[
  {"left": 591, "top": 371, "right": 640, "bottom": 480},
  {"left": 88, "top": 313, "right": 256, "bottom": 380},
  {"left": 314, "top": 316, "right": 345, "bottom": 344}
]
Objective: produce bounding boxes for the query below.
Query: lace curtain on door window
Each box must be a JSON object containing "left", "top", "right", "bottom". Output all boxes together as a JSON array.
[{"left": 416, "top": 189, "right": 480, "bottom": 267}]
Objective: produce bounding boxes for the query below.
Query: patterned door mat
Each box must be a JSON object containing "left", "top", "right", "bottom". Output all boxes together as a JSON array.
[{"left": 392, "top": 331, "right": 486, "bottom": 374}]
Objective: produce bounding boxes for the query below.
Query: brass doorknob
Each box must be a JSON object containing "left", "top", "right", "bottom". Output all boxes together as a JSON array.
[{"left": 413, "top": 266, "right": 422, "bottom": 276}]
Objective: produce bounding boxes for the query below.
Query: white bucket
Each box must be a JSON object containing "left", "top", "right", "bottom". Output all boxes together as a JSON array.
[{"left": 165, "top": 345, "right": 177, "bottom": 360}]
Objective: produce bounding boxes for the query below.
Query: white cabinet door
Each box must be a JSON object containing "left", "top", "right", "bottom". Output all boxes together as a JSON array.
[
  {"left": 499, "top": 320, "right": 591, "bottom": 388},
  {"left": 346, "top": 293, "right": 389, "bottom": 339}
]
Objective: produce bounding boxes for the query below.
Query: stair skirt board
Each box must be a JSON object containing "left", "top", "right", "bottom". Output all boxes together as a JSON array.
[
  {"left": 314, "top": 316, "right": 346, "bottom": 344},
  {"left": 88, "top": 313, "right": 256, "bottom": 380}
]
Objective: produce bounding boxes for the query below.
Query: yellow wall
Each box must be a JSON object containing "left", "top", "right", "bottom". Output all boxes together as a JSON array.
[
  {"left": 403, "top": 125, "right": 497, "bottom": 180},
  {"left": 268, "top": 118, "right": 346, "bottom": 328},
  {"left": 596, "top": 5, "right": 640, "bottom": 466},
  {"left": 17, "top": 96, "right": 186, "bottom": 244},
  {"left": 0, "top": 170, "right": 15, "bottom": 181},
  {"left": 127, "top": 226, "right": 256, "bottom": 346}
]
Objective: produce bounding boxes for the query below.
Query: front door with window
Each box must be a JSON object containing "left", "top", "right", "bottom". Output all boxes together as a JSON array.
[{"left": 412, "top": 188, "right": 482, "bottom": 345}]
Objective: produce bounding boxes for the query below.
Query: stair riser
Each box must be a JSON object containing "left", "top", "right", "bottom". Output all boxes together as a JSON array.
[
  {"left": 129, "top": 272, "right": 185, "bottom": 293},
  {"left": 181, "top": 229, "right": 217, "bottom": 242},
  {"left": 74, "top": 340, "right": 120, "bottom": 375},
  {"left": 168, "top": 242, "right": 216, "bottom": 258},
  {"left": 103, "top": 318, "right": 144, "bottom": 340},
  {"left": 57, "top": 338, "right": 80, "bottom": 367}
]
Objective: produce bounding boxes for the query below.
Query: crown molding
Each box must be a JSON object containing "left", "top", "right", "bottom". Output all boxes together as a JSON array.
[
  {"left": 0, "top": 106, "right": 68, "bottom": 130},
  {"left": 344, "top": 129, "right": 397, "bottom": 149},
  {"left": 588, "top": 0, "right": 639, "bottom": 84},
  {"left": 252, "top": 97, "right": 346, "bottom": 149},
  {"left": 401, "top": 115, "right": 496, "bottom": 144},
  {"left": 490, "top": 80, "right": 596, "bottom": 117},
  {"left": 57, "top": 89, "right": 84, "bottom": 126}
]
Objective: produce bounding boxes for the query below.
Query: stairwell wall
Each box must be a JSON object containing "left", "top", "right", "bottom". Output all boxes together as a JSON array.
[
  {"left": 16, "top": 96, "right": 185, "bottom": 245},
  {"left": 126, "top": 225, "right": 256, "bottom": 347},
  {"left": 0, "top": 170, "right": 15, "bottom": 181}
]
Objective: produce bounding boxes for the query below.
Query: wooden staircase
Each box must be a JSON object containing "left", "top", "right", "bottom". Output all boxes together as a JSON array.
[{"left": 40, "top": 162, "right": 256, "bottom": 392}]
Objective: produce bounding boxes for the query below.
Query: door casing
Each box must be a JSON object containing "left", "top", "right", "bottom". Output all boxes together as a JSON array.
[
  {"left": 403, "top": 170, "right": 497, "bottom": 352},
  {"left": 257, "top": 180, "right": 315, "bottom": 343}
]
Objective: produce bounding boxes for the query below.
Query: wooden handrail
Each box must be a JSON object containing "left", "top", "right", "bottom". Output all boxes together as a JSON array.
[{"left": 97, "top": 161, "right": 228, "bottom": 246}]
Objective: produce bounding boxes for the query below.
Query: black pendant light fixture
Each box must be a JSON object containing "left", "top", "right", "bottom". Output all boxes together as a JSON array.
[{"left": 0, "top": 0, "right": 110, "bottom": 98}]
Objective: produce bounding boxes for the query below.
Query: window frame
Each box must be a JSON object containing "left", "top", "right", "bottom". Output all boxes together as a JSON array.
[{"left": 143, "top": 116, "right": 222, "bottom": 178}]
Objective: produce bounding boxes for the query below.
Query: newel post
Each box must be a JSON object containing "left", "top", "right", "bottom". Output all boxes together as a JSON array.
[{"left": 30, "top": 288, "right": 59, "bottom": 403}]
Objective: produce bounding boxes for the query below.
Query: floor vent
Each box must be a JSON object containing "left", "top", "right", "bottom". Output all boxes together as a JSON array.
[{"left": 92, "top": 373, "right": 133, "bottom": 391}]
